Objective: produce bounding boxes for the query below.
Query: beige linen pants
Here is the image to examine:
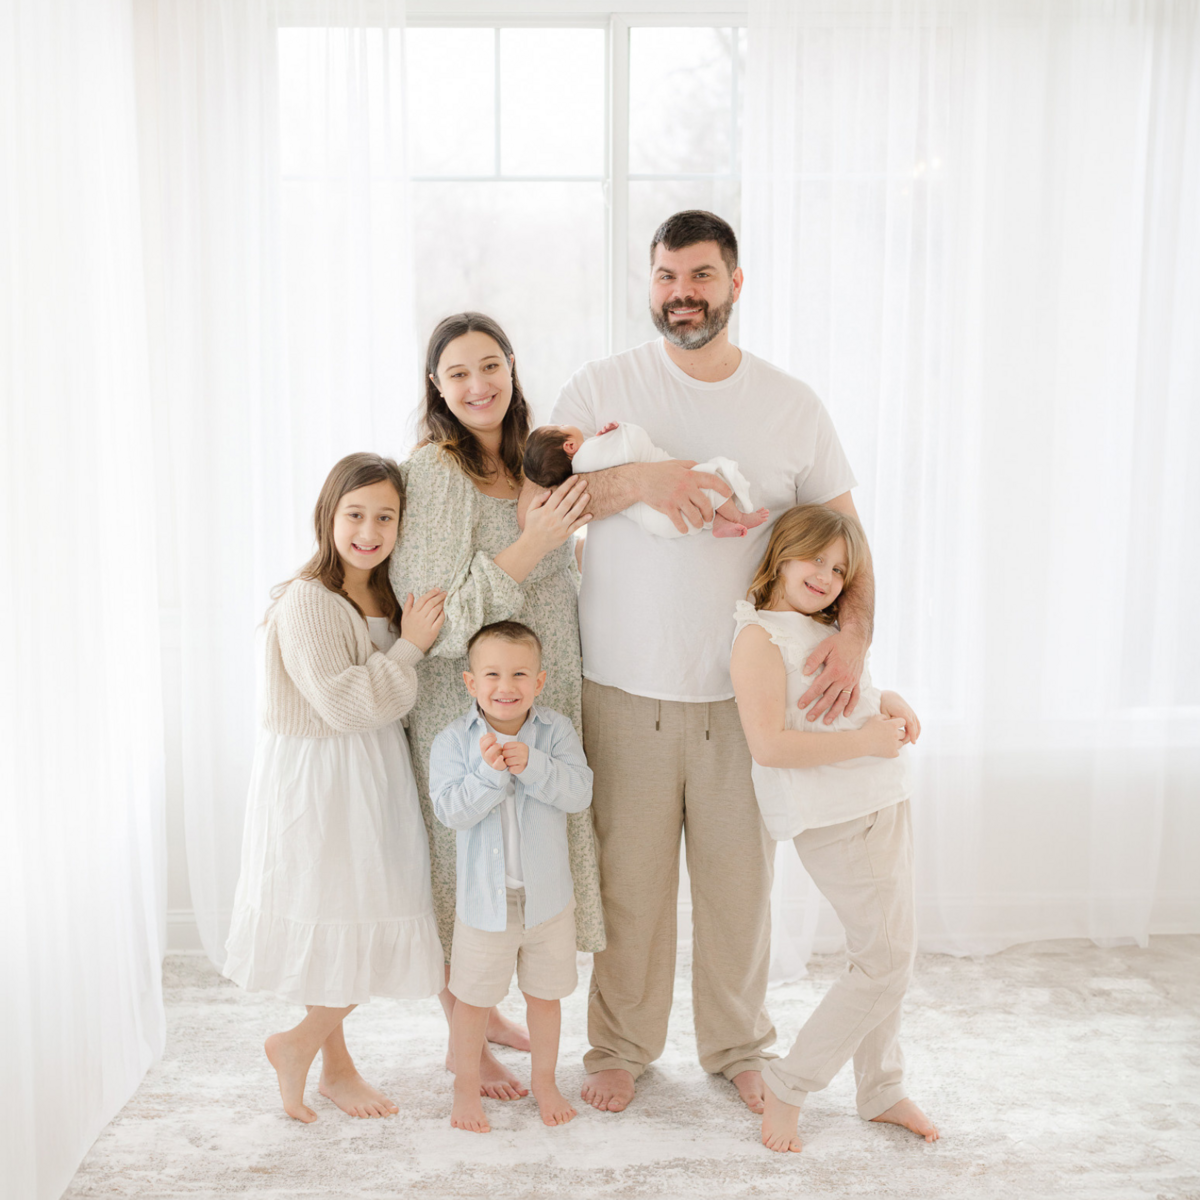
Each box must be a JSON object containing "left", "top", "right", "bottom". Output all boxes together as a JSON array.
[
  {"left": 762, "top": 799, "right": 915, "bottom": 1120},
  {"left": 581, "top": 680, "right": 777, "bottom": 1081}
]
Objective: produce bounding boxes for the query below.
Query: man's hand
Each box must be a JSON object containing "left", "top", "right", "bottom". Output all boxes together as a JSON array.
[
  {"left": 479, "top": 733, "right": 508, "bottom": 772},
  {"left": 499, "top": 741, "right": 529, "bottom": 775},
  {"left": 799, "top": 628, "right": 868, "bottom": 723},
  {"left": 636, "top": 460, "right": 733, "bottom": 534}
]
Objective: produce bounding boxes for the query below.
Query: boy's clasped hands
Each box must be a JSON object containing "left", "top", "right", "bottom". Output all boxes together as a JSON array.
[{"left": 479, "top": 732, "right": 528, "bottom": 775}]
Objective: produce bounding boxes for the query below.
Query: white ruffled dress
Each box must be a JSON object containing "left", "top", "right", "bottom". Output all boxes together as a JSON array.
[
  {"left": 224, "top": 617, "right": 444, "bottom": 1006},
  {"left": 732, "top": 600, "right": 910, "bottom": 841}
]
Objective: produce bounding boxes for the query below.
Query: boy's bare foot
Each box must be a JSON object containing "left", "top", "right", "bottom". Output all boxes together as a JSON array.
[
  {"left": 733, "top": 1069, "right": 767, "bottom": 1114},
  {"left": 870, "top": 1098, "right": 939, "bottom": 1142},
  {"left": 712, "top": 513, "right": 749, "bottom": 538},
  {"left": 318, "top": 1069, "right": 398, "bottom": 1118},
  {"left": 761, "top": 1084, "right": 803, "bottom": 1153},
  {"left": 486, "top": 1008, "right": 531, "bottom": 1053},
  {"left": 581, "top": 1068, "right": 635, "bottom": 1112},
  {"left": 480, "top": 1046, "right": 529, "bottom": 1099},
  {"left": 450, "top": 1084, "right": 491, "bottom": 1133},
  {"left": 264, "top": 1032, "right": 318, "bottom": 1123},
  {"left": 533, "top": 1081, "right": 578, "bottom": 1126}
]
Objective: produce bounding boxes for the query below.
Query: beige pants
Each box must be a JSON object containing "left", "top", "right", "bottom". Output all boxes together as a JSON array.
[
  {"left": 581, "top": 680, "right": 777, "bottom": 1081},
  {"left": 762, "top": 800, "right": 915, "bottom": 1120}
]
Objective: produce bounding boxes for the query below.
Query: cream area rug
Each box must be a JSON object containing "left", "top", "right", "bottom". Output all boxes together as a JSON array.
[{"left": 64, "top": 937, "right": 1200, "bottom": 1200}]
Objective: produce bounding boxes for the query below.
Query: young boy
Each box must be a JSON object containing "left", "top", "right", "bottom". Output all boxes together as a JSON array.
[{"left": 429, "top": 621, "right": 593, "bottom": 1133}]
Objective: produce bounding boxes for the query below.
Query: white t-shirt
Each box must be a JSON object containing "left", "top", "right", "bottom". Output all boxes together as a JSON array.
[
  {"left": 498, "top": 770, "right": 524, "bottom": 888},
  {"left": 552, "top": 338, "right": 857, "bottom": 701}
]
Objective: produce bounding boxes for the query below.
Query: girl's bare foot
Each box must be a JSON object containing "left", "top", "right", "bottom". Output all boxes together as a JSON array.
[
  {"left": 486, "top": 1008, "right": 531, "bottom": 1052},
  {"left": 733, "top": 1069, "right": 766, "bottom": 1114},
  {"left": 533, "top": 1081, "right": 577, "bottom": 1126},
  {"left": 318, "top": 1069, "right": 398, "bottom": 1118},
  {"left": 870, "top": 1098, "right": 939, "bottom": 1142},
  {"left": 450, "top": 1083, "right": 491, "bottom": 1133},
  {"left": 760, "top": 1084, "right": 803, "bottom": 1153},
  {"left": 580, "top": 1068, "right": 635, "bottom": 1112},
  {"left": 264, "top": 1032, "right": 319, "bottom": 1123}
]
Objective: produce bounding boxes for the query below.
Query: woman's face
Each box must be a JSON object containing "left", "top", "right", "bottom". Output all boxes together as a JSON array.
[{"left": 431, "top": 331, "right": 514, "bottom": 441}]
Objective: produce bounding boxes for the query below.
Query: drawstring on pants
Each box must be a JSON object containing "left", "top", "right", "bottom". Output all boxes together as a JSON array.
[
  {"left": 704, "top": 702, "right": 710, "bottom": 741},
  {"left": 655, "top": 699, "right": 661, "bottom": 731}
]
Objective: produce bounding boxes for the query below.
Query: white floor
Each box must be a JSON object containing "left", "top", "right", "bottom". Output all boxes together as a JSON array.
[{"left": 64, "top": 937, "right": 1200, "bottom": 1200}]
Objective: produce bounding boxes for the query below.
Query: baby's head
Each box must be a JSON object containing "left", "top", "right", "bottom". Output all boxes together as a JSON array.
[
  {"left": 464, "top": 621, "right": 546, "bottom": 727},
  {"left": 523, "top": 425, "right": 588, "bottom": 488},
  {"left": 747, "top": 504, "right": 867, "bottom": 625}
]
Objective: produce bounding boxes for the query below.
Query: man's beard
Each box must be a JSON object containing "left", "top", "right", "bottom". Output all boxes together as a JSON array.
[{"left": 651, "top": 286, "right": 735, "bottom": 350}]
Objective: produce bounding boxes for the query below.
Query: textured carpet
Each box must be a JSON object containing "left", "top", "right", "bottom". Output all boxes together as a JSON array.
[{"left": 64, "top": 937, "right": 1200, "bottom": 1200}]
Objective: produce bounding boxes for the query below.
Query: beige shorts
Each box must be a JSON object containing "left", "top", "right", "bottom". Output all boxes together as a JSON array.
[{"left": 449, "top": 890, "right": 578, "bottom": 1008}]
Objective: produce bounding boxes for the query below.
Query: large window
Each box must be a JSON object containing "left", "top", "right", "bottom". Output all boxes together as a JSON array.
[{"left": 278, "top": 9, "right": 746, "bottom": 419}]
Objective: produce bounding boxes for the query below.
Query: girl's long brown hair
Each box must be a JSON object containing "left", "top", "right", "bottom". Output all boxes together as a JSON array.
[
  {"left": 748, "top": 504, "right": 867, "bottom": 626},
  {"left": 419, "top": 312, "right": 531, "bottom": 485},
  {"left": 273, "top": 453, "right": 406, "bottom": 625}
]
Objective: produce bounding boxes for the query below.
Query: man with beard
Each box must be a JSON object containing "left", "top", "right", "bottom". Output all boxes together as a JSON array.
[{"left": 550, "top": 210, "right": 875, "bottom": 1116}]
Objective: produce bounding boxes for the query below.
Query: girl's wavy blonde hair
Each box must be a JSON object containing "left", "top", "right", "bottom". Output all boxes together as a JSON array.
[{"left": 747, "top": 504, "right": 868, "bottom": 626}]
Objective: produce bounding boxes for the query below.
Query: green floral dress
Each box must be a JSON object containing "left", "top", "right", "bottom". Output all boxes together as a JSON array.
[{"left": 390, "top": 443, "right": 605, "bottom": 960}]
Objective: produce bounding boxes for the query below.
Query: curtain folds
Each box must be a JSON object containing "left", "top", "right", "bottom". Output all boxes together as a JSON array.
[
  {"left": 744, "top": 0, "right": 1200, "bottom": 980},
  {"left": 1, "top": 2, "right": 167, "bottom": 1196}
]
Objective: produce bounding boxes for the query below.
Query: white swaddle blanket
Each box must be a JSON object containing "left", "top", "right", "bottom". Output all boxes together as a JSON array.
[{"left": 570, "top": 422, "right": 755, "bottom": 539}]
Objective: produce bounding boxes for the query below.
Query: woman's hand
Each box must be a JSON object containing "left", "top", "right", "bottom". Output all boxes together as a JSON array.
[
  {"left": 520, "top": 475, "right": 591, "bottom": 556},
  {"left": 858, "top": 714, "right": 907, "bottom": 758},
  {"left": 879, "top": 690, "right": 921, "bottom": 745},
  {"left": 400, "top": 588, "right": 446, "bottom": 653}
]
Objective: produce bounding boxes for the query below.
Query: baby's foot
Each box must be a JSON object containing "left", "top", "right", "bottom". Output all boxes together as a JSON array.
[
  {"left": 318, "top": 1069, "right": 398, "bottom": 1118},
  {"left": 580, "top": 1068, "right": 635, "bottom": 1112},
  {"left": 870, "top": 1098, "right": 939, "bottom": 1142},
  {"left": 264, "top": 1032, "right": 318, "bottom": 1123},
  {"left": 450, "top": 1083, "right": 491, "bottom": 1133},
  {"left": 534, "top": 1081, "right": 578, "bottom": 1126},
  {"left": 486, "top": 1008, "right": 531, "bottom": 1053},
  {"left": 712, "top": 512, "right": 749, "bottom": 538},
  {"left": 733, "top": 1069, "right": 766, "bottom": 1115},
  {"left": 740, "top": 507, "right": 770, "bottom": 530},
  {"left": 480, "top": 1045, "right": 529, "bottom": 1100},
  {"left": 760, "top": 1084, "right": 803, "bottom": 1153}
]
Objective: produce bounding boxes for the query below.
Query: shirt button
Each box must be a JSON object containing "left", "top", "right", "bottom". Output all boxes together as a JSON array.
[{"left": 493, "top": 848, "right": 499, "bottom": 854}]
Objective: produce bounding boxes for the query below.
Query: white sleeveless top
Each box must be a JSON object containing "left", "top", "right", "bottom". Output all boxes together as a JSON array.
[{"left": 732, "top": 600, "right": 910, "bottom": 840}]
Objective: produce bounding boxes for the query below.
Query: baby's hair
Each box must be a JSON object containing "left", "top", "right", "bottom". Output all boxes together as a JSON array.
[
  {"left": 748, "top": 504, "right": 867, "bottom": 626},
  {"left": 271, "top": 452, "right": 405, "bottom": 624},
  {"left": 523, "top": 427, "right": 574, "bottom": 489},
  {"left": 467, "top": 620, "right": 543, "bottom": 668}
]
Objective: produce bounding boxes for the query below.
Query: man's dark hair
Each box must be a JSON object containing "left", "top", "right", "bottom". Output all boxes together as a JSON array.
[
  {"left": 649, "top": 210, "right": 738, "bottom": 274},
  {"left": 523, "top": 427, "right": 574, "bottom": 489},
  {"left": 467, "top": 620, "right": 543, "bottom": 666}
]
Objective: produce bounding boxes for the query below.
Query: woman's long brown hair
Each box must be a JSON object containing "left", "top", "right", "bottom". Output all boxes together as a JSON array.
[
  {"left": 272, "top": 452, "right": 406, "bottom": 625},
  {"left": 747, "top": 504, "right": 867, "bottom": 626},
  {"left": 419, "top": 312, "right": 531, "bottom": 485}
]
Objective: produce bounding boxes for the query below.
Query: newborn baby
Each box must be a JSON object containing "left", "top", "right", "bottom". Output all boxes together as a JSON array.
[{"left": 523, "top": 421, "right": 769, "bottom": 539}]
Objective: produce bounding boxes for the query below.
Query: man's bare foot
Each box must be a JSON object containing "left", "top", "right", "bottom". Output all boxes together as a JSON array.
[
  {"left": 486, "top": 1008, "right": 531, "bottom": 1053},
  {"left": 712, "top": 513, "right": 748, "bottom": 538},
  {"left": 264, "top": 1032, "right": 318, "bottom": 1123},
  {"left": 733, "top": 1069, "right": 767, "bottom": 1115},
  {"left": 870, "top": 1098, "right": 940, "bottom": 1142},
  {"left": 450, "top": 1084, "right": 491, "bottom": 1133},
  {"left": 580, "top": 1068, "right": 635, "bottom": 1112},
  {"left": 480, "top": 1045, "right": 529, "bottom": 1100},
  {"left": 761, "top": 1084, "right": 803, "bottom": 1153},
  {"left": 533, "top": 1081, "right": 577, "bottom": 1126},
  {"left": 318, "top": 1069, "right": 398, "bottom": 1119}
]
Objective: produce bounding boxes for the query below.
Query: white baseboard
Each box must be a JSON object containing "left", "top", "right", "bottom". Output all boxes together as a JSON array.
[{"left": 167, "top": 909, "right": 204, "bottom": 953}]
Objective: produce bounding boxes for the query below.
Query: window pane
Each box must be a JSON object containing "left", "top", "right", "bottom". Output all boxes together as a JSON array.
[
  {"left": 405, "top": 28, "right": 495, "bottom": 176},
  {"left": 629, "top": 28, "right": 741, "bottom": 177},
  {"left": 627, "top": 179, "right": 742, "bottom": 349},
  {"left": 499, "top": 29, "right": 604, "bottom": 177},
  {"left": 411, "top": 181, "right": 606, "bottom": 420}
]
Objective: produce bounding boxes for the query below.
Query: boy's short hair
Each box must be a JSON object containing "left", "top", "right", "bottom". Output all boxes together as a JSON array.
[
  {"left": 523, "top": 427, "right": 574, "bottom": 489},
  {"left": 467, "top": 620, "right": 543, "bottom": 667}
]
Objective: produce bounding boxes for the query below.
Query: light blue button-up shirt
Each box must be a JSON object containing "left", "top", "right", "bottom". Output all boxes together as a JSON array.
[{"left": 429, "top": 704, "right": 593, "bottom": 932}]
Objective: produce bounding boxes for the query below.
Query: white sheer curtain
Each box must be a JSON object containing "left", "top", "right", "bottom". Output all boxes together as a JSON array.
[
  {"left": 0, "top": 1, "right": 167, "bottom": 1196},
  {"left": 744, "top": 0, "right": 1200, "bottom": 981},
  {"left": 133, "top": 0, "right": 415, "bottom": 966}
]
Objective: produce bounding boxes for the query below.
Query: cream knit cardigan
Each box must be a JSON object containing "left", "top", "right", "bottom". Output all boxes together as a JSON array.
[{"left": 263, "top": 577, "right": 425, "bottom": 738}]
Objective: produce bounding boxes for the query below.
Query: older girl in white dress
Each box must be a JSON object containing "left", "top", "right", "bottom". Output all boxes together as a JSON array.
[{"left": 224, "top": 453, "right": 447, "bottom": 1123}]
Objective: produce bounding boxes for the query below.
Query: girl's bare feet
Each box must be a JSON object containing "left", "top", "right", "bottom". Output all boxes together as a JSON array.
[
  {"left": 870, "top": 1097, "right": 939, "bottom": 1142},
  {"left": 533, "top": 1081, "right": 577, "bottom": 1126},
  {"left": 732, "top": 1069, "right": 766, "bottom": 1114},
  {"left": 450, "top": 1081, "right": 491, "bottom": 1133},
  {"left": 264, "top": 1032, "right": 319, "bottom": 1123},
  {"left": 486, "top": 1007, "right": 531, "bottom": 1053},
  {"left": 318, "top": 1069, "right": 398, "bottom": 1118},
  {"left": 760, "top": 1084, "right": 803, "bottom": 1153},
  {"left": 580, "top": 1068, "right": 635, "bottom": 1112}
]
